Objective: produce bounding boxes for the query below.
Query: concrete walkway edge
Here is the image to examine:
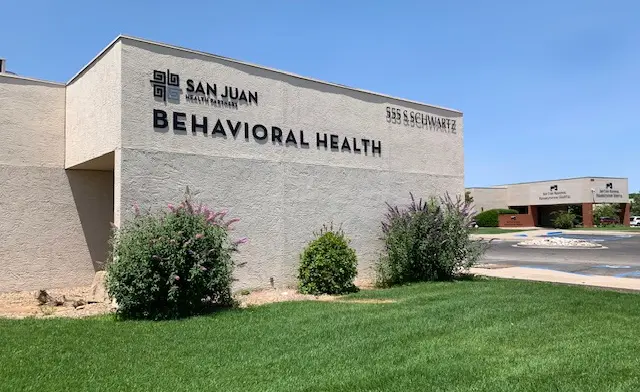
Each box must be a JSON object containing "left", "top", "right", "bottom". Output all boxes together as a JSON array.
[
  {"left": 470, "top": 266, "right": 640, "bottom": 292},
  {"left": 471, "top": 229, "right": 640, "bottom": 242}
]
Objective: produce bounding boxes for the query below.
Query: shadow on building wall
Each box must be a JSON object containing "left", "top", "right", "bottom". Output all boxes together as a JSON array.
[{"left": 66, "top": 169, "right": 114, "bottom": 271}]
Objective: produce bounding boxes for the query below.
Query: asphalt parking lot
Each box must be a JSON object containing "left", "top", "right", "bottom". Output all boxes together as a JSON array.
[{"left": 481, "top": 234, "right": 640, "bottom": 278}]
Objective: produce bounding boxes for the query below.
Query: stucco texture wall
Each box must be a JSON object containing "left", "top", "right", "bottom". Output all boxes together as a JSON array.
[
  {"left": 0, "top": 75, "right": 113, "bottom": 292},
  {"left": 0, "top": 168, "right": 113, "bottom": 291},
  {"left": 115, "top": 38, "right": 464, "bottom": 289},
  {"left": 119, "top": 39, "right": 463, "bottom": 176},
  {"left": 0, "top": 76, "right": 65, "bottom": 167},
  {"left": 467, "top": 187, "right": 508, "bottom": 212},
  {"left": 118, "top": 149, "right": 462, "bottom": 288},
  {"left": 65, "top": 42, "right": 122, "bottom": 168}
]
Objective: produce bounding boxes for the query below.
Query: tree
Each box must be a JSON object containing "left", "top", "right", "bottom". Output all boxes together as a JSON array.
[
  {"left": 465, "top": 190, "right": 474, "bottom": 204},
  {"left": 631, "top": 193, "right": 640, "bottom": 216},
  {"left": 593, "top": 203, "right": 621, "bottom": 225}
]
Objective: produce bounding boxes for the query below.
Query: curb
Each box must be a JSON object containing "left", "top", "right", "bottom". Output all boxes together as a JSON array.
[{"left": 512, "top": 244, "right": 607, "bottom": 250}]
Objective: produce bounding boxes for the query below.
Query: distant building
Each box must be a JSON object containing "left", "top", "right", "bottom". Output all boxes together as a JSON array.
[{"left": 467, "top": 177, "right": 630, "bottom": 227}]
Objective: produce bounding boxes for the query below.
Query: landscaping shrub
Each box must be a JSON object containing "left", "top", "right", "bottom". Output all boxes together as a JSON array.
[
  {"left": 474, "top": 208, "right": 519, "bottom": 227},
  {"left": 593, "top": 204, "right": 621, "bottom": 225},
  {"left": 298, "top": 224, "right": 358, "bottom": 295},
  {"left": 631, "top": 193, "right": 640, "bottom": 216},
  {"left": 106, "top": 189, "right": 247, "bottom": 320},
  {"left": 551, "top": 210, "right": 576, "bottom": 229},
  {"left": 376, "top": 193, "right": 488, "bottom": 287}
]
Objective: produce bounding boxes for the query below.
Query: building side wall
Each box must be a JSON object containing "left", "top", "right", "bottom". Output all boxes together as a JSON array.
[
  {"left": 119, "top": 39, "right": 463, "bottom": 176},
  {"left": 0, "top": 76, "right": 65, "bottom": 167},
  {"left": 65, "top": 42, "right": 122, "bottom": 168},
  {"left": 118, "top": 148, "right": 463, "bottom": 288},
  {"left": 589, "top": 178, "right": 629, "bottom": 204},
  {"left": 467, "top": 188, "right": 508, "bottom": 212},
  {"left": 0, "top": 168, "right": 113, "bottom": 291},
  {"left": 0, "top": 77, "right": 114, "bottom": 292},
  {"left": 117, "top": 39, "right": 464, "bottom": 289}
]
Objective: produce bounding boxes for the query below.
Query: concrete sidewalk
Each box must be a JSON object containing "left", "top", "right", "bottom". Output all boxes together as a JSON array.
[
  {"left": 470, "top": 266, "right": 640, "bottom": 292},
  {"left": 563, "top": 229, "right": 640, "bottom": 236},
  {"left": 471, "top": 229, "right": 640, "bottom": 242}
]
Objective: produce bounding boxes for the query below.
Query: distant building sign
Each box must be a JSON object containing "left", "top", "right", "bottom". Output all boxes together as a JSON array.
[
  {"left": 498, "top": 214, "right": 533, "bottom": 228},
  {"left": 538, "top": 184, "right": 571, "bottom": 201},
  {"left": 595, "top": 182, "right": 623, "bottom": 199}
]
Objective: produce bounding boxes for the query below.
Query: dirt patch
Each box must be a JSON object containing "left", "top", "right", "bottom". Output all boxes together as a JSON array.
[
  {"left": 235, "top": 287, "right": 394, "bottom": 307},
  {"left": 235, "top": 288, "right": 336, "bottom": 307},
  {"left": 0, "top": 287, "right": 114, "bottom": 319},
  {"left": 0, "top": 284, "right": 388, "bottom": 319}
]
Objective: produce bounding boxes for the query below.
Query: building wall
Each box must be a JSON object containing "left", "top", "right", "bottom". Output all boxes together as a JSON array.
[
  {"left": 0, "top": 75, "right": 113, "bottom": 292},
  {"left": 589, "top": 178, "right": 628, "bottom": 204},
  {"left": 0, "top": 76, "right": 66, "bottom": 167},
  {"left": 117, "top": 38, "right": 464, "bottom": 288},
  {"left": 507, "top": 178, "right": 584, "bottom": 206},
  {"left": 65, "top": 41, "right": 122, "bottom": 168},
  {"left": 505, "top": 178, "right": 629, "bottom": 206},
  {"left": 466, "top": 187, "right": 508, "bottom": 212}
]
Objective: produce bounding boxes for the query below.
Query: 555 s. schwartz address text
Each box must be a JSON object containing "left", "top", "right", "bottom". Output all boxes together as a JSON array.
[{"left": 386, "top": 106, "right": 457, "bottom": 134}]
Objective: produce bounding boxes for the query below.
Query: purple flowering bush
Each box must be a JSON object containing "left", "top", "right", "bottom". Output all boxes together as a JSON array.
[
  {"left": 376, "top": 193, "right": 487, "bottom": 287},
  {"left": 106, "top": 189, "right": 247, "bottom": 320}
]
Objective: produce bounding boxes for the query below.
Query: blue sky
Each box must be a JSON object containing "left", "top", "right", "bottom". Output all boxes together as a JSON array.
[{"left": 1, "top": 0, "right": 638, "bottom": 191}]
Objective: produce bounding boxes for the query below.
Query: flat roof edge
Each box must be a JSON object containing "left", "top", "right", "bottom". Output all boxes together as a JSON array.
[
  {"left": 466, "top": 186, "right": 508, "bottom": 189},
  {"left": 489, "top": 176, "right": 629, "bottom": 187},
  {"left": 67, "top": 35, "right": 122, "bottom": 85},
  {"left": 0, "top": 73, "right": 64, "bottom": 86},
  {"left": 116, "top": 35, "right": 462, "bottom": 114}
]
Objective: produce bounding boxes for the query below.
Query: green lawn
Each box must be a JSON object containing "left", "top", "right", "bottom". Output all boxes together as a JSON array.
[
  {"left": 573, "top": 225, "right": 640, "bottom": 232},
  {"left": 471, "top": 227, "right": 532, "bottom": 234},
  {"left": 3, "top": 279, "right": 640, "bottom": 391}
]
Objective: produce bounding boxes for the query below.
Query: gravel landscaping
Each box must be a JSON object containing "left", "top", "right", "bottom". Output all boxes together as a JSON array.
[{"left": 516, "top": 237, "right": 603, "bottom": 248}]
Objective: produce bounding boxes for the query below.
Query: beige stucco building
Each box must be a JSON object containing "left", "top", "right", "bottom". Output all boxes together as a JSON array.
[
  {"left": 467, "top": 177, "right": 630, "bottom": 227},
  {"left": 0, "top": 36, "right": 464, "bottom": 292}
]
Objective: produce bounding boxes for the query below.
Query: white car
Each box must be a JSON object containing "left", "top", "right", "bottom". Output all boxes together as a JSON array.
[{"left": 630, "top": 216, "right": 640, "bottom": 226}]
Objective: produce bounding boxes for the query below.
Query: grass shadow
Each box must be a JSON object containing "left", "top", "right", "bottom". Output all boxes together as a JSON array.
[
  {"left": 455, "top": 272, "right": 491, "bottom": 281},
  {"left": 112, "top": 301, "right": 239, "bottom": 322}
]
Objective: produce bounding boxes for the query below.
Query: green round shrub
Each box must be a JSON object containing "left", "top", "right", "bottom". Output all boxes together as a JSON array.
[
  {"left": 474, "top": 208, "right": 519, "bottom": 227},
  {"left": 551, "top": 210, "right": 576, "bottom": 229},
  {"left": 298, "top": 224, "right": 358, "bottom": 295},
  {"left": 106, "top": 191, "right": 247, "bottom": 320}
]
